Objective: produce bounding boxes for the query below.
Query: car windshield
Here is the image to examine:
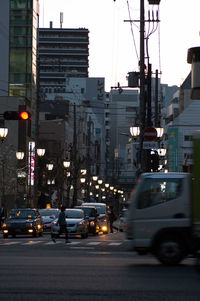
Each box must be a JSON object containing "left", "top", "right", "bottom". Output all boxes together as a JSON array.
[
  {"left": 8, "top": 209, "right": 36, "bottom": 219},
  {"left": 83, "top": 203, "right": 106, "bottom": 214},
  {"left": 79, "top": 207, "right": 94, "bottom": 216},
  {"left": 65, "top": 210, "right": 84, "bottom": 219},
  {"left": 39, "top": 209, "right": 59, "bottom": 217},
  {"left": 93, "top": 206, "right": 106, "bottom": 214}
]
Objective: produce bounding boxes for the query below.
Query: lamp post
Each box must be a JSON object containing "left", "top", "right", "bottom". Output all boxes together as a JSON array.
[
  {"left": 0, "top": 126, "right": 8, "bottom": 208},
  {"left": 0, "top": 127, "right": 8, "bottom": 141}
]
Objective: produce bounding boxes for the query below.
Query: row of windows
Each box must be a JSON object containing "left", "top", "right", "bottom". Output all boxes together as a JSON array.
[
  {"left": 11, "top": 0, "right": 33, "bottom": 9},
  {"left": 184, "top": 135, "right": 193, "bottom": 141}
]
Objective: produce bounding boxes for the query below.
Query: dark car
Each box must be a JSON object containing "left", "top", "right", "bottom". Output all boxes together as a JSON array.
[
  {"left": 82, "top": 202, "right": 109, "bottom": 234},
  {"left": 2, "top": 208, "right": 43, "bottom": 238},
  {"left": 75, "top": 206, "right": 100, "bottom": 235},
  {"left": 39, "top": 208, "right": 60, "bottom": 232}
]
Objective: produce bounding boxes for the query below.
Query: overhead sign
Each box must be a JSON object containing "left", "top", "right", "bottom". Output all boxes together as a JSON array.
[{"left": 143, "top": 127, "right": 157, "bottom": 141}]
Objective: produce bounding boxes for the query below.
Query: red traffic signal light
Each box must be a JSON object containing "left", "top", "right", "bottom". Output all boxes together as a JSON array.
[
  {"left": 20, "top": 111, "right": 29, "bottom": 120},
  {"left": 3, "top": 111, "right": 31, "bottom": 120}
]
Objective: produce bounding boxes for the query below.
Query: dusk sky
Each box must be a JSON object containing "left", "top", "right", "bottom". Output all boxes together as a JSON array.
[{"left": 39, "top": 0, "right": 200, "bottom": 91}]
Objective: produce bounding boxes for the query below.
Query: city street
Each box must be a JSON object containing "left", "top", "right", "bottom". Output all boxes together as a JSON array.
[{"left": 0, "top": 231, "right": 200, "bottom": 301}]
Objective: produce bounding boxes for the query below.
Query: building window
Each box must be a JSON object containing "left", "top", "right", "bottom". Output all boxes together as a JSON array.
[{"left": 184, "top": 135, "right": 193, "bottom": 141}]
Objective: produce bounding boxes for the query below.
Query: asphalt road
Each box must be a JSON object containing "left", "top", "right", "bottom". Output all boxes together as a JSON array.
[{"left": 0, "top": 231, "right": 200, "bottom": 301}]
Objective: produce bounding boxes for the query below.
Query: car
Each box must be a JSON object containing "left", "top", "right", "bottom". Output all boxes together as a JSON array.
[
  {"left": 81, "top": 202, "right": 109, "bottom": 234},
  {"left": 51, "top": 208, "right": 88, "bottom": 239},
  {"left": 39, "top": 208, "right": 60, "bottom": 232},
  {"left": 75, "top": 205, "right": 100, "bottom": 235},
  {"left": 113, "top": 208, "right": 128, "bottom": 232},
  {"left": 2, "top": 208, "right": 43, "bottom": 238}
]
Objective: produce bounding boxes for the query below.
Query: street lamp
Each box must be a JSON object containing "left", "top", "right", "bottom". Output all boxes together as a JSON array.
[
  {"left": 156, "top": 127, "right": 164, "bottom": 138},
  {"left": 63, "top": 160, "right": 70, "bottom": 168},
  {"left": 92, "top": 176, "right": 98, "bottom": 181},
  {"left": 37, "top": 148, "right": 45, "bottom": 157},
  {"left": 130, "top": 126, "right": 140, "bottom": 138},
  {"left": 0, "top": 127, "right": 8, "bottom": 141},
  {"left": 16, "top": 151, "right": 24, "bottom": 160},
  {"left": 46, "top": 163, "right": 54, "bottom": 171}
]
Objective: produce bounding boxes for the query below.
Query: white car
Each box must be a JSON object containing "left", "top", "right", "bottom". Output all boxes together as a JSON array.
[{"left": 51, "top": 208, "right": 88, "bottom": 238}]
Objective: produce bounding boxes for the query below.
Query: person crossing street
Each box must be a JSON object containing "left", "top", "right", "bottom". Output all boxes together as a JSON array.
[{"left": 51, "top": 206, "right": 70, "bottom": 243}]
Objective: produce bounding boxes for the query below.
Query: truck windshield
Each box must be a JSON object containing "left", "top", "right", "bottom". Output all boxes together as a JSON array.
[{"left": 137, "top": 178, "right": 183, "bottom": 209}]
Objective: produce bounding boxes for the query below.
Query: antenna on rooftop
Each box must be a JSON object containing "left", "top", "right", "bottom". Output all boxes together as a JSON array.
[{"left": 60, "top": 12, "right": 63, "bottom": 28}]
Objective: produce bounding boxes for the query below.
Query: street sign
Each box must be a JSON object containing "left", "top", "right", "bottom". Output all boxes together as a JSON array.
[
  {"left": 143, "top": 127, "right": 157, "bottom": 141},
  {"left": 143, "top": 141, "right": 158, "bottom": 149}
]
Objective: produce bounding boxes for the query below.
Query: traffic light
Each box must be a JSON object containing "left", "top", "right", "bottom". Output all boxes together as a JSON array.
[{"left": 3, "top": 111, "right": 31, "bottom": 120}]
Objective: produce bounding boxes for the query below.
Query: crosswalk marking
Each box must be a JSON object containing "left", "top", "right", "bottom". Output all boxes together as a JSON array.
[
  {"left": 108, "top": 242, "right": 122, "bottom": 246},
  {"left": 0, "top": 239, "right": 124, "bottom": 247},
  {"left": 22, "top": 241, "right": 43, "bottom": 245},
  {"left": 87, "top": 242, "right": 101, "bottom": 245},
  {"left": 0, "top": 241, "right": 20, "bottom": 245}
]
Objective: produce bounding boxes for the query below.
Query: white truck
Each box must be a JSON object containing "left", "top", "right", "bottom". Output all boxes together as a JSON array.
[{"left": 125, "top": 172, "right": 200, "bottom": 265}]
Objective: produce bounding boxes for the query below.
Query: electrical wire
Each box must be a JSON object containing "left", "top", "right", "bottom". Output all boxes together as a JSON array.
[
  {"left": 157, "top": 7, "right": 162, "bottom": 80},
  {"left": 126, "top": 0, "right": 139, "bottom": 62}
]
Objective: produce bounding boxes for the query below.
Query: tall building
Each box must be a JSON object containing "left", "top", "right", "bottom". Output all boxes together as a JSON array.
[
  {"left": 0, "top": 0, "right": 40, "bottom": 209},
  {"left": 9, "top": 0, "right": 39, "bottom": 101},
  {"left": 38, "top": 26, "right": 89, "bottom": 97}
]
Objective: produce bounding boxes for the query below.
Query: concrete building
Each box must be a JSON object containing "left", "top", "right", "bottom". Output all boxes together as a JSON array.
[
  {"left": 108, "top": 89, "right": 139, "bottom": 187},
  {"left": 38, "top": 26, "right": 89, "bottom": 97},
  {"left": 0, "top": 0, "right": 40, "bottom": 208}
]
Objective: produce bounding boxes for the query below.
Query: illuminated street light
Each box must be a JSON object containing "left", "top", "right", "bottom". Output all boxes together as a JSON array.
[
  {"left": 37, "top": 148, "right": 45, "bottom": 157},
  {"left": 46, "top": 163, "right": 54, "bottom": 171},
  {"left": 80, "top": 177, "right": 86, "bottom": 184},
  {"left": 0, "top": 127, "right": 8, "bottom": 140},
  {"left": 63, "top": 160, "right": 70, "bottom": 168},
  {"left": 130, "top": 126, "right": 140, "bottom": 137},
  {"left": 92, "top": 176, "right": 98, "bottom": 181},
  {"left": 155, "top": 127, "right": 164, "bottom": 138},
  {"left": 16, "top": 151, "right": 24, "bottom": 160}
]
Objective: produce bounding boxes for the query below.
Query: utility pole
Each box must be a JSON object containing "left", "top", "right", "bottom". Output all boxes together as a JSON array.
[
  {"left": 72, "top": 103, "right": 77, "bottom": 207},
  {"left": 86, "top": 116, "right": 91, "bottom": 201},
  {"left": 138, "top": 0, "right": 146, "bottom": 170}
]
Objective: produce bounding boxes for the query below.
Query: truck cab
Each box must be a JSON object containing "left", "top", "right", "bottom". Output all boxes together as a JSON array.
[{"left": 126, "top": 172, "right": 194, "bottom": 265}]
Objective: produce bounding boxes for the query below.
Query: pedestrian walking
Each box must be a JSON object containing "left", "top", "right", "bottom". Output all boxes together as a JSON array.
[
  {"left": 51, "top": 206, "right": 70, "bottom": 243},
  {"left": 108, "top": 206, "right": 116, "bottom": 233}
]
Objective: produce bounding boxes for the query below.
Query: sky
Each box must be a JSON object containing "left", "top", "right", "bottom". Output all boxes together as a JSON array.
[{"left": 39, "top": 0, "right": 200, "bottom": 91}]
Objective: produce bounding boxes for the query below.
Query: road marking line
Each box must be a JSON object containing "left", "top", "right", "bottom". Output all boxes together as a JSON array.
[
  {"left": 45, "top": 241, "right": 64, "bottom": 245},
  {"left": 108, "top": 242, "right": 122, "bottom": 246},
  {"left": 0, "top": 242, "right": 20, "bottom": 245},
  {"left": 87, "top": 242, "right": 101, "bottom": 245},
  {"left": 67, "top": 241, "right": 80, "bottom": 245},
  {"left": 69, "top": 246, "right": 95, "bottom": 250},
  {"left": 22, "top": 241, "right": 43, "bottom": 245}
]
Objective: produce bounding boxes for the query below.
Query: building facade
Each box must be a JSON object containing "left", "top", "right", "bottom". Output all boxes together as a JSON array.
[{"left": 38, "top": 26, "right": 89, "bottom": 98}]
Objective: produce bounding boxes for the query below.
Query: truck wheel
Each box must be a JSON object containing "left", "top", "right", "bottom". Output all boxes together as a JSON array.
[{"left": 156, "top": 238, "right": 185, "bottom": 266}]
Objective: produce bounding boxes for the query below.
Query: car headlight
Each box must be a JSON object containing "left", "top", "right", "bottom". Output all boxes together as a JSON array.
[{"left": 102, "top": 225, "right": 108, "bottom": 232}]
